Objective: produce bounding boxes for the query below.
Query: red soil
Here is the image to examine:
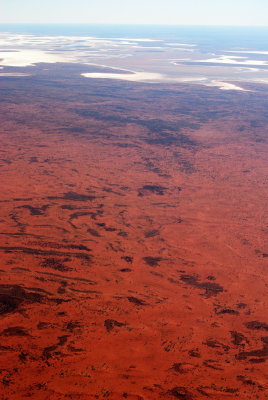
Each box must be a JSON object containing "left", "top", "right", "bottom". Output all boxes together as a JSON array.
[{"left": 0, "top": 65, "right": 267, "bottom": 399}]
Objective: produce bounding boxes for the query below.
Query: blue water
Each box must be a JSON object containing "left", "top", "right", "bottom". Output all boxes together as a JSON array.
[{"left": 0, "top": 24, "right": 268, "bottom": 51}]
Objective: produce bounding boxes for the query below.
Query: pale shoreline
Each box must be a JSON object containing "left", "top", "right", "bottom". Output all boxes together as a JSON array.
[{"left": 81, "top": 71, "right": 249, "bottom": 91}]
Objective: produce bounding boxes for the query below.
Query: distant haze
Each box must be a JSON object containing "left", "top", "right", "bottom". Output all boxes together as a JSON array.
[{"left": 1, "top": 0, "right": 268, "bottom": 26}]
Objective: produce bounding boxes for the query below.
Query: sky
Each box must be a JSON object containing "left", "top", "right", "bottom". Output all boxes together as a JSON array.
[{"left": 0, "top": 0, "right": 268, "bottom": 26}]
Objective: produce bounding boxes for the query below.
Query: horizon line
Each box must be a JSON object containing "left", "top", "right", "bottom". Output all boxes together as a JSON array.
[{"left": 0, "top": 22, "right": 268, "bottom": 28}]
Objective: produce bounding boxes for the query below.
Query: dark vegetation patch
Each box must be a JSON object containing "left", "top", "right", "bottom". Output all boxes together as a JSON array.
[
  {"left": 138, "top": 185, "right": 167, "bottom": 196},
  {"left": 27, "top": 287, "right": 52, "bottom": 295},
  {"left": 1, "top": 326, "right": 29, "bottom": 336},
  {"left": 145, "top": 133, "right": 196, "bottom": 147},
  {"left": 12, "top": 197, "right": 33, "bottom": 202},
  {"left": 37, "top": 322, "right": 52, "bottom": 330},
  {"left": 104, "top": 319, "right": 125, "bottom": 332},
  {"left": 176, "top": 158, "right": 196, "bottom": 174},
  {"left": 121, "top": 256, "right": 133, "bottom": 263},
  {"left": 215, "top": 308, "right": 239, "bottom": 316},
  {"left": 143, "top": 257, "right": 163, "bottom": 267},
  {"left": 0, "top": 246, "right": 91, "bottom": 261},
  {"left": 150, "top": 271, "right": 164, "bottom": 277},
  {"left": 69, "top": 288, "right": 101, "bottom": 294},
  {"left": 237, "top": 302, "right": 247, "bottom": 309},
  {"left": 172, "top": 363, "right": 194, "bottom": 374},
  {"left": 207, "top": 275, "right": 216, "bottom": 281},
  {"left": 74, "top": 109, "right": 199, "bottom": 139},
  {"left": 60, "top": 205, "right": 80, "bottom": 210},
  {"left": 0, "top": 345, "right": 13, "bottom": 351},
  {"left": 102, "top": 187, "right": 125, "bottom": 196},
  {"left": 144, "top": 229, "right": 160, "bottom": 238},
  {"left": 237, "top": 376, "right": 257, "bottom": 386},
  {"left": 40, "top": 258, "right": 72, "bottom": 272},
  {"left": 87, "top": 228, "right": 101, "bottom": 237},
  {"left": 28, "top": 241, "right": 91, "bottom": 251},
  {"left": 168, "top": 277, "right": 180, "bottom": 285},
  {"left": 11, "top": 267, "right": 30, "bottom": 272},
  {"left": 68, "top": 345, "right": 84, "bottom": 353},
  {"left": 245, "top": 321, "right": 268, "bottom": 331},
  {"left": 114, "top": 142, "right": 139, "bottom": 148},
  {"left": 0, "top": 232, "right": 40, "bottom": 239},
  {"left": 180, "top": 274, "right": 224, "bottom": 297},
  {"left": 196, "top": 387, "right": 210, "bottom": 397},
  {"left": 42, "top": 335, "right": 69, "bottom": 360},
  {"left": 127, "top": 296, "right": 146, "bottom": 306},
  {"left": 48, "top": 191, "right": 97, "bottom": 202},
  {"left": 58, "top": 283, "right": 67, "bottom": 294},
  {"left": 29, "top": 157, "right": 38, "bottom": 163},
  {"left": 230, "top": 331, "right": 248, "bottom": 346},
  {"left": 203, "top": 360, "right": 223, "bottom": 371},
  {"left": 0, "top": 284, "right": 43, "bottom": 315},
  {"left": 118, "top": 231, "right": 128, "bottom": 237},
  {"left": 9, "top": 211, "right": 25, "bottom": 232},
  {"left": 65, "top": 321, "right": 82, "bottom": 333},
  {"left": 137, "top": 118, "right": 190, "bottom": 133},
  {"left": 204, "top": 339, "right": 229, "bottom": 351},
  {"left": 18, "top": 205, "right": 49, "bottom": 216},
  {"left": 70, "top": 211, "right": 103, "bottom": 221},
  {"left": 199, "top": 386, "right": 238, "bottom": 394},
  {"left": 236, "top": 337, "right": 268, "bottom": 360},
  {"left": 37, "top": 271, "right": 97, "bottom": 284},
  {"left": 249, "top": 358, "right": 266, "bottom": 363},
  {"left": 169, "top": 387, "right": 194, "bottom": 399},
  {"left": 188, "top": 349, "right": 201, "bottom": 358},
  {"left": 67, "top": 243, "right": 90, "bottom": 251},
  {"left": 119, "top": 268, "right": 132, "bottom": 272},
  {"left": 104, "top": 226, "right": 117, "bottom": 232}
]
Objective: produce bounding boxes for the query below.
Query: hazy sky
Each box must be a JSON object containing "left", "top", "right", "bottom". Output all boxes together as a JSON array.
[{"left": 1, "top": 0, "right": 267, "bottom": 25}]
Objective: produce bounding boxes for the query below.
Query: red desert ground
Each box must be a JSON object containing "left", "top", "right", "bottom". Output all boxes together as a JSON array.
[{"left": 0, "top": 50, "right": 267, "bottom": 399}]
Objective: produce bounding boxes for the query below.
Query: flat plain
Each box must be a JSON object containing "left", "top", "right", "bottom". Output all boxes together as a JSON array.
[{"left": 0, "top": 63, "right": 267, "bottom": 399}]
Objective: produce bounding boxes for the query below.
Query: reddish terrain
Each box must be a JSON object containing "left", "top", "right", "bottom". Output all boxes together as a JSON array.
[{"left": 0, "top": 64, "right": 267, "bottom": 399}]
